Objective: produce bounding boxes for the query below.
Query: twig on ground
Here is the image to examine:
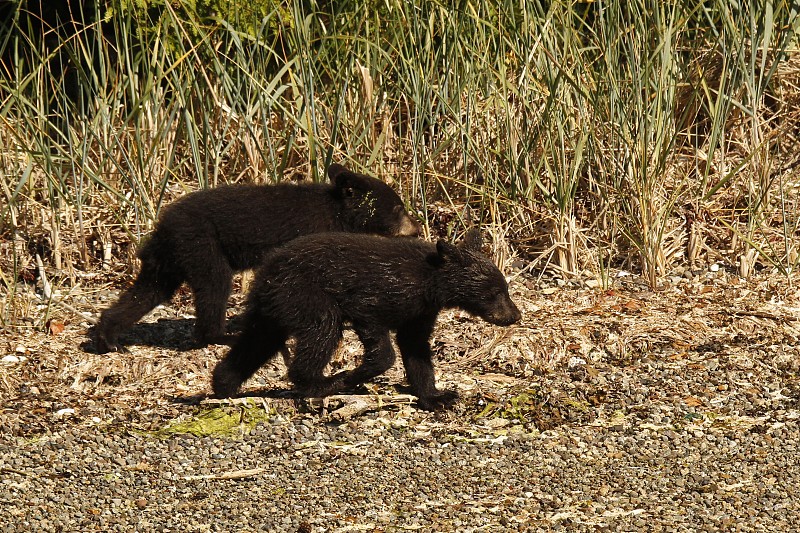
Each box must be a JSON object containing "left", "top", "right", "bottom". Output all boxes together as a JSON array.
[
  {"left": 322, "top": 393, "right": 416, "bottom": 421},
  {"left": 724, "top": 309, "right": 798, "bottom": 322},
  {"left": 183, "top": 468, "right": 268, "bottom": 481}
]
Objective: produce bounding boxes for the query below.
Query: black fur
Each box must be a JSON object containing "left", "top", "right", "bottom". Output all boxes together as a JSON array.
[
  {"left": 94, "top": 165, "right": 420, "bottom": 353},
  {"left": 212, "top": 230, "right": 521, "bottom": 410}
]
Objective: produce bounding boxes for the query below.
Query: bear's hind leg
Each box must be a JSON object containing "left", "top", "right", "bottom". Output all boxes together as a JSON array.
[
  {"left": 341, "top": 327, "right": 396, "bottom": 390},
  {"left": 288, "top": 316, "right": 344, "bottom": 398},
  {"left": 212, "top": 312, "right": 286, "bottom": 397},
  {"left": 95, "top": 262, "right": 183, "bottom": 354}
]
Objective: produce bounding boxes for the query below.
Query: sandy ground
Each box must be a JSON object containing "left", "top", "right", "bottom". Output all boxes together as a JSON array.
[{"left": 1, "top": 269, "right": 800, "bottom": 531}]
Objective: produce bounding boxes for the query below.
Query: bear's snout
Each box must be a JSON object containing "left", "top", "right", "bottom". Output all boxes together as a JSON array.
[
  {"left": 485, "top": 297, "right": 522, "bottom": 326},
  {"left": 394, "top": 206, "right": 422, "bottom": 237}
]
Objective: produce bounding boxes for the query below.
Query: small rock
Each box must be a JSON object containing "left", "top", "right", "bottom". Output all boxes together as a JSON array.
[
  {"left": 485, "top": 418, "right": 510, "bottom": 429},
  {"left": 1, "top": 354, "right": 26, "bottom": 365},
  {"left": 568, "top": 356, "right": 587, "bottom": 368}
]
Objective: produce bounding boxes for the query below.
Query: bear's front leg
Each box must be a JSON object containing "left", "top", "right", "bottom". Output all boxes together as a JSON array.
[
  {"left": 185, "top": 257, "right": 234, "bottom": 346},
  {"left": 396, "top": 316, "right": 459, "bottom": 411}
]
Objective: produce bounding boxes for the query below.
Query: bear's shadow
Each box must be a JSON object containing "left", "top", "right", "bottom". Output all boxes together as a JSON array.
[
  {"left": 83, "top": 316, "right": 245, "bottom": 354},
  {"left": 171, "top": 387, "right": 298, "bottom": 406},
  {"left": 171, "top": 384, "right": 378, "bottom": 406}
]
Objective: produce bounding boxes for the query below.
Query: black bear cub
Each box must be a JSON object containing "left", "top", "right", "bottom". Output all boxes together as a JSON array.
[
  {"left": 95, "top": 164, "right": 420, "bottom": 354},
  {"left": 212, "top": 229, "right": 521, "bottom": 410}
]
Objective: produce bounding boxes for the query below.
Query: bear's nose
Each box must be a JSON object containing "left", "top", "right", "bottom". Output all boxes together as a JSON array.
[{"left": 396, "top": 208, "right": 421, "bottom": 237}]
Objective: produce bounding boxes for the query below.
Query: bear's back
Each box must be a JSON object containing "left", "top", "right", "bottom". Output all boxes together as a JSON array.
[{"left": 256, "top": 234, "right": 438, "bottom": 326}]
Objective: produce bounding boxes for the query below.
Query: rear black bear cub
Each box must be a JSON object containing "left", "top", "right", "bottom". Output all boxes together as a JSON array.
[
  {"left": 212, "top": 229, "right": 521, "bottom": 410},
  {"left": 94, "top": 164, "right": 420, "bottom": 354}
]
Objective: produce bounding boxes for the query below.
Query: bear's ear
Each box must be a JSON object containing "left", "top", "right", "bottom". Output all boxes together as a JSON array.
[
  {"left": 327, "top": 163, "right": 348, "bottom": 181},
  {"left": 436, "top": 239, "right": 463, "bottom": 263},
  {"left": 460, "top": 228, "right": 483, "bottom": 253},
  {"left": 332, "top": 166, "right": 365, "bottom": 198}
]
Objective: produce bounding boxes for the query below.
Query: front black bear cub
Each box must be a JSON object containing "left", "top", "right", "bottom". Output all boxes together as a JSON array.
[
  {"left": 94, "top": 164, "right": 420, "bottom": 354},
  {"left": 212, "top": 229, "right": 521, "bottom": 411}
]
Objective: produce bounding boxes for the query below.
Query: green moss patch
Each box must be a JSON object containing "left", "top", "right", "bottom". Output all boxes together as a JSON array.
[
  {"left": 148, "top": 400, "right": 273, "bottom": 439},
  {"left": 475, "top": 388, "right": 594, "bottom": 431}
]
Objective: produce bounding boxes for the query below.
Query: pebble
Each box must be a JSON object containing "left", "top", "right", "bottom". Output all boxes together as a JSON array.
[
  {"left": 3, "top": 278, "right": 799, "bottom": 531},
  {"left": 3, "top": 393, "right": 799, "bottom": 532}
]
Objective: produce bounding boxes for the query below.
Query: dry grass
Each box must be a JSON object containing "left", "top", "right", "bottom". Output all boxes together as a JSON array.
[{"left": 2, "top": 1, "right": 800, "bottom": 331}]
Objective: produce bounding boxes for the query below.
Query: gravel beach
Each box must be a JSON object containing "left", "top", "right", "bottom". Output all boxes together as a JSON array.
[{"left": 2, "top": 272, "right": 800, "bottom": 532}]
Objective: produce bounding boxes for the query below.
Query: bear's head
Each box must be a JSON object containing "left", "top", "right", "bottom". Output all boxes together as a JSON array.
[
  {"left": 433, "top": 229, "right": 521, "bottom": 327},
  {"left": 329, "top": 164, "right": 420, "bottom": 238}
]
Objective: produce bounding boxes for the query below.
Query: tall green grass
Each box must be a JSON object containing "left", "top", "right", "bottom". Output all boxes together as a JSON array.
[{"left": 1, "top": 0, "right": 799, "bottom": 325}]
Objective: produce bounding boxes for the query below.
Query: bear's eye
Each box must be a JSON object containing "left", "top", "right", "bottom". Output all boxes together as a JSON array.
[{"left": 343, "top": 187, "right": 355, "bottom": 198}]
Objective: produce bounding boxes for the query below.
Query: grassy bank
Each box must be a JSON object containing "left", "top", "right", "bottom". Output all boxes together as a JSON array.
[{"left": 1, "top": 0, "right": 799, "bottom": 327}]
